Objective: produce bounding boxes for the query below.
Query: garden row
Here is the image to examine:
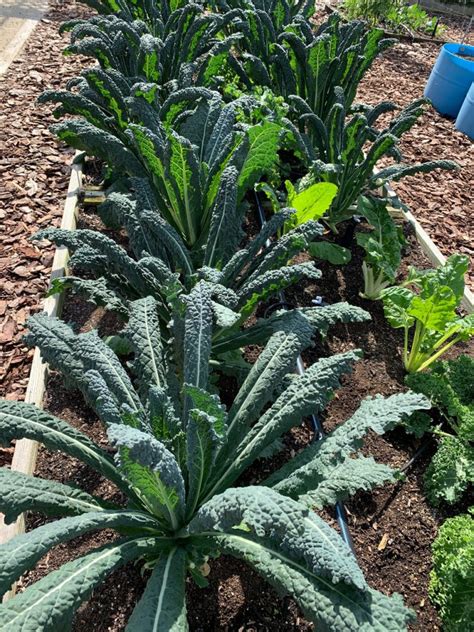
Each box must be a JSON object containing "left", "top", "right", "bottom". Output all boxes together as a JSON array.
[{"left": 0, "top": 1, "right": 472, "bottom": 630}]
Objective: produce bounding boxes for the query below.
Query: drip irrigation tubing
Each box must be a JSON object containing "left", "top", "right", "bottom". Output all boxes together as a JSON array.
[
  {"left": 254, "top": 192, "right": 356, "bottom": 555},
  {"left": 399, "top": 440, "right": 431, "bottom": 473}
]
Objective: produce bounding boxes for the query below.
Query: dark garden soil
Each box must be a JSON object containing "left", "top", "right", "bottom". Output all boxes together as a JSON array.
[{"left": 3, "top": 3, "right": 474, "bottom": 631}]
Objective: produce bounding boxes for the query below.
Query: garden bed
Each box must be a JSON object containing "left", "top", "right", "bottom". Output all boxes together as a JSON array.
[
  {"left": 1, "top": 2, "right": 473, "bottom": 631},
  {"left": 14, "top": 186, "right": 473, "bottom": 631}
]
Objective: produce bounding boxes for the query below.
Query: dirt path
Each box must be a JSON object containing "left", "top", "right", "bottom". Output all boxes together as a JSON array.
[{"left": 356, "top": 21, "right": 474, "bottom": 289}]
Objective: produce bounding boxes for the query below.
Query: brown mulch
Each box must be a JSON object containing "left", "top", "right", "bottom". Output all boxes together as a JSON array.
[
  {"left": 0, "top": 0, "right": 91, "bottom": 412},
  {"left": 356, "top": 19, "right": 474, "bottom": 288}
]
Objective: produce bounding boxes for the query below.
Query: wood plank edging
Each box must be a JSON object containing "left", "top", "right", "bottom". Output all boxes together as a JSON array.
[
  {"left": 383, "top": 181, "right": 474, "bottom": 314},
  {"left": 0, "top": 156, "right": 83, "bottom": 601}
]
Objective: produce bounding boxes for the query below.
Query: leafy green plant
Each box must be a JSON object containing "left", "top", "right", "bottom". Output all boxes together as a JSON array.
[
  {"left": 386, "top": 3, "right": 446, "bottom": 36},
  {"left": 342, "top": 0, "right": 400, "bottom": 25},
  {"left": 252, "top": 13, "right": 395, "bottom": 120},
  {"left": 288, "top": 89, "right": 457, "bottom": 231},
  {"left": 41, "top": 87, "right": 281, "bottom": 248},
  {"left": 75, "top": 0, "right": 187, "bottom": 24},
  {"left": 381, "top": 255, "right": 474, "bottom": 373},
  {"left": 257, "top": 180, "right": 339, "bottom": 231},
  {"left": 356, "top": 195, "right": 405, "bottom": 300},
  {"left": 282, "top": 180, "right": 338, "bottom": 229},
  {"left": 342, "top": 0, "right": 446, "bottom": 36},
  {"left": 0, "top": 290, "right": 429, "bottom": 629},
  {"left": 60, "top": 6, "right": 239, "bottom": 87},
  {"left": 34, "top": 205, "right": 371, "bottom": 367},
  {"left": 429, "top": 510, "right": 474, "bottom": 632},
  {"left": 404, "top": 355, "right": 474, "bottom": 505}
]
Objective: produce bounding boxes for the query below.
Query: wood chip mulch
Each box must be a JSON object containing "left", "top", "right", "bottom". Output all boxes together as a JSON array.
[
  {"left": 0, "top": 1, "right": 91, "bottom": 417},
  {"left": 357, "top": 20, "right": 474, "bottom": 288}
]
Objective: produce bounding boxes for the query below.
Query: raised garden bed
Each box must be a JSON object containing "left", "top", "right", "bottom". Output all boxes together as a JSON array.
[
  {"left": 4, "top": 155, "right": 471, "bottom": 630},
  {"left": 0, "top": 2, "right": 472, "bottom": 631}
]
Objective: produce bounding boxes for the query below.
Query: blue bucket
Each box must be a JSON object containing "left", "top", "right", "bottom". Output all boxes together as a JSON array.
[
  {"left": 456, "top": 81, "right": 474, "bottom": 140},
  {"left": 424, "top": 43, "right": 474, "bottom": 118}
]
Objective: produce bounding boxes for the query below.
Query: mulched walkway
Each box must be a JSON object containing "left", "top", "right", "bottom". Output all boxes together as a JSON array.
[
  {"left": 356, "top": 17, "right": 474, "bottom": 288},
  {"left": 0, "top": 0, "right": 90, "bottom": 409}
]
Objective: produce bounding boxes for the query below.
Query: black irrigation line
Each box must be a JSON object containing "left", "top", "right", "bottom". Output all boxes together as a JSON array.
[{"left": 253, "top": 192, "right": 356, "bottom": 555}]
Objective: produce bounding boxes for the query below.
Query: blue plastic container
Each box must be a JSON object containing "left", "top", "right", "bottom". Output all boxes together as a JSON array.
[
  {"left": 456, "top": 81, "right": 474, "bottom": 140},
  {"left": 424, "top": 43, "right": 474, "bottom": 118}
]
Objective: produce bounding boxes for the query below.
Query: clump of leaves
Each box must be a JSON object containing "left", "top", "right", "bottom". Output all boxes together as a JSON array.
[
  {"left": 381, "top": 255, "right": 473, "bottom": 373},
  {"left": 429, "top": 510, "right": 474, "bottom": 632},
  {"left": 73, "top": 0, "right": 187, "bottom": 25},
  {"left": 60, "top": 6, "right": 240, "bottom": 87},
  {"left": 41, "top": 86, "right": 282, "bottom": 248},
  {"left": 0, "top": 289, "right": 428, "bottom": 629},
  {"left": 34, "top": 202, "right": 370, "bottom": 377},
  {"left": 288, "top": 89, "right": 457, "bottom": 232},
  {"left": 404, "top": 355, "right": 474, "bottom": 506},
  {"left": 356, "top": 195, "right": 405, "bottom": 300}
]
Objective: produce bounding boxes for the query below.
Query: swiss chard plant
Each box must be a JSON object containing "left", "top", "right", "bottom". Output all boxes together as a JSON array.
[
  {"left": 288, "top": 90, "right": 457, "bottom": 232},
  {"left": 429, "top": 510, "right": 474, "bottom": 632},
  {"left": 0, "top": 286, "right": 429, "bottom": 629},
  {"left": 404, "top": 355, "right": 474, "bottom": 506},
  {"left": 356, "top": 195, "right": 405, "bottom": 300},
  {"left": 381, "top": 254, "right": 474, "bottom": 373}
]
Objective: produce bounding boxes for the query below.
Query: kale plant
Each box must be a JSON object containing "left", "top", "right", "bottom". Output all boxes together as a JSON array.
[
  {"left": 288, "top": 90, "right": 457, "bottom": 231},
  {"left": 60, "top": 6, "right": 240, "bottom": 87},
  {"left": 429, "top": 510, "right": 474, "bottom": 632},
  {"left": 74, "top": 0, "right": 187, "bottom": 24},
  {"left": 34, "top": 204, "right": 371, "bottom": 373},
  {"left": 405, "top": 355, "right": 474, "bottom": 506},
  {"left": 41, "top": 87, "right": 281, "bottom": 248},
  {"left": 0, "top": 287, "right": 429, "bottom": 629}
]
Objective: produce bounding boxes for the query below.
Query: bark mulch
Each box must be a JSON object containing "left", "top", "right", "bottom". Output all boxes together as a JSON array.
[
  {"left": 356, "top": 18, "right": 474, "bottom": 289},
  {"left": 0, "top": 0, "right": 91, "bottom": 413}
]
